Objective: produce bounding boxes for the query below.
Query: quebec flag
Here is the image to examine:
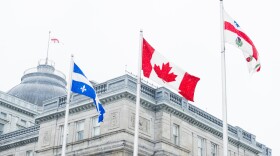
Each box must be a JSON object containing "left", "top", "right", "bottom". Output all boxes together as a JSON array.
[{"left": 71, "top": 62, "right": 105, "bottom": 122}]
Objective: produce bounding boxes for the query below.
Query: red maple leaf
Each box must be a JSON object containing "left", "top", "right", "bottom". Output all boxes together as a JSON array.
[{"left": 154, "top": 62, "right": 177, "bottom": 82}]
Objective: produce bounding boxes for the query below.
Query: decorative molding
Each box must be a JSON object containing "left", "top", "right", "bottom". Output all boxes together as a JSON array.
[
  {"left": 42, "top": 128, "right": 51, "bottom": 146},
  {"left": 0, "top": 125, "right": 39, "bottom": 151},
  {"left": 0, "top": 125, "right": 39, "bottom": 143},
  {"left": 156, "top": 104, "right": 262, "bottom": 154},
  {"left": 129, "top": 113, "right": 151, "bottom": 135},
  {"left": 37, "top": 129, "right": 155, "bottom": 156},
  {"left": 0, "top": 91, "right": 38, "bottom": 117},
  {"left": 109, "top": 111, "right": 120, "bottom": 130},
  {"left": 153, "top": 139, "right": 191, "bottom": 155},
  {"left": 0, "top": 101, "right": 38, "bottom": 117},
  {"left": 0, "top": 137, "right": 38, "bottom": 151}
]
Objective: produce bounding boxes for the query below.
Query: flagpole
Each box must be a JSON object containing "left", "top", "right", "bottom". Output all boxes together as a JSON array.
[
  {"left": 46, "top": 31, "right": 51, "bottom": 64},
  {"left": 220, "top": 0, "right": 228, "bottom": 156},
  {"left": 133, "top": 29, "right": 143, "bottom": 156},
  {"left": 61, "top": 55, "right": 74, "bottom": 156}
]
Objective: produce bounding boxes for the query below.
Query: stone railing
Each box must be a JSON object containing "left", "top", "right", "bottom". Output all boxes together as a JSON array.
[
  {"left": 242, "top": 130, "right": 252, "bottom": 141},
  {"left": 256, "top": 142, "right": 272, "bottom": 156},
  {"left": 42, "top": 96, "right": 65, "bottom": 111},
  {"left": 169, "top": 92, "right": 182, "bottom": 106},
  {"left": 89, "top": 74, "right": 157, "bottom": 101},
  {"left": 95, "top": 83, "right": 107, "bottom": 94},
  {"left": 187, "top": 101, "right": 262, "bottom": 146},
  {"left": 188, "top": 104, "right": 223, "bottom": 127},
  {"left": 23, "top": 59, "right": 66, "bottom": 80}
]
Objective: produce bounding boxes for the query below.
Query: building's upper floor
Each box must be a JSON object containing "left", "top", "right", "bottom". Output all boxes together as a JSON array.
[
  {"left": 0, "top": 73, "right": 271, "bottom": 156},
  {"left": 36, "top": 73, "right": 271, "bottom": 156}
]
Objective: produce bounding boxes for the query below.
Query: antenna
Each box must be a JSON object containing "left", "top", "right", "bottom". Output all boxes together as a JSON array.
[
  {"left": 125, "top": 64, "right": 127, "bottom": 73},
  {"left": 46, "top": 31, "right": 51, "bottom": 64}
]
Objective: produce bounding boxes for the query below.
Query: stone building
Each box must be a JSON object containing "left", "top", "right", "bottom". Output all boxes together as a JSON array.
[{"left": 0, "top": 60, "right": 271, "bottom": 156}]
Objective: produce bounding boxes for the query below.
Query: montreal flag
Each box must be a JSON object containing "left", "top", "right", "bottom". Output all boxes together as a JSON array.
[
  {"left": 224, "top": 10, "right": 261, "bottom": 74},
  {"left": 142, "top": 38, "right": 200, "bottom": 102}
]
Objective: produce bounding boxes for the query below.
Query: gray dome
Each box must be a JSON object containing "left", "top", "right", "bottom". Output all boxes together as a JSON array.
[{"left": 7, "top": 59, "right": 67, "bottom": 107}]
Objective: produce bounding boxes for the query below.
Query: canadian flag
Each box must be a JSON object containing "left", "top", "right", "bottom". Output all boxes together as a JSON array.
[
  {"left": 224, "top": 10, "right": 261, "bottom": 73},
  {"left": 142, "top": 38, "right": 200, "bottom": 102}
]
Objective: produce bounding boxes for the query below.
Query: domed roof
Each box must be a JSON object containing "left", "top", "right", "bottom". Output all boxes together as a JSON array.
[{"left": 7, "top": 59, "right": 67, "bottom": 107}]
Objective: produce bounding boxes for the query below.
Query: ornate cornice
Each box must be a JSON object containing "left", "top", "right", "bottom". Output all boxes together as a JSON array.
[
  {"left": 34, "top": 74, "right": 269, "bottom": 155},
  {"left": 0, "top": 125, "right": 39, "bottom": 151},
  {"left": 102, "top": 88, "right": 263, "bottom": 154},
  {"left": 155, "top": 103, "right": 263, "bottom": 154},
  {"left": 0, "top": 137, "right": 38, "bottom": 151},
  {"left": 35, "top": 101, "right": 94, "bottom": 124},
  {"left": 0, "top": 125, "right": 39, "bottom": 142},
  {"left": 0, "top": 101, "right": 38, "bottom": 117},
  {"left": 0, "top": 91, "right": 38, "bottom": 117}
]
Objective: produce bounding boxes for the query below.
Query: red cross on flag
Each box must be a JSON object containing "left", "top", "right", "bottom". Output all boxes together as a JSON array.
[{"left": 224, "top": 10, "right": 261, "bottom": 73}]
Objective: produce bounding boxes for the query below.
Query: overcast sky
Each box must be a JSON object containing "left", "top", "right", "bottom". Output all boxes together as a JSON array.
[{"left": 0, "top": 0, "right": 278, "bottom": 155}]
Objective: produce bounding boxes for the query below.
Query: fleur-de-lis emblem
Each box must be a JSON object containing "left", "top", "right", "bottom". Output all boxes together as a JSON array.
[{"left": 81, "top": 85, "right": 87, "bottom": 93}]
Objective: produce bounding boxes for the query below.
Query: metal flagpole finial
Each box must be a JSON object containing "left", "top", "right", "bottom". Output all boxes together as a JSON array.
[{"left": 125, "top": 64, "right": 127, "bottom": 73}]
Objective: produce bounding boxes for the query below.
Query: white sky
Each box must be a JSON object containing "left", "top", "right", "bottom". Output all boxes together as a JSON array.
[{"left": 0, "top": 0, "right": 278, "bottom": 154}]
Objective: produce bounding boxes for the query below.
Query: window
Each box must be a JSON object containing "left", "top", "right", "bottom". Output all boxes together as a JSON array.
[
  {"left": 0, "top": 123, "right": 4, "bottom": 135},
  {"left": 26, "top": 150, "right": 33, "bottom": 156},
  {"left": 211, "top": 142, "right": 218, "bottom": 156},
  {"left": 172, "top": 124, "right": 179, "bottom": 145},
  {"left": 197, "top": 137, "right": 205, "bottom": 156},
  {"left": 92, "top": 117, "right": 100, "bottom": 137},
  {"left": 0, "top": 112, "right": 7, "bottom": 118},
  {"left": 76, "top": 120, "right": 84, "bottom": 141},
  {"left": 59, "top": 124, "right": 69, "bottom": 145}
]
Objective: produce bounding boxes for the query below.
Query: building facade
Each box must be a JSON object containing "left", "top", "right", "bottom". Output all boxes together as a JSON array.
[{"left": 0, "top": 61, "right": 271, "bottom": 156}]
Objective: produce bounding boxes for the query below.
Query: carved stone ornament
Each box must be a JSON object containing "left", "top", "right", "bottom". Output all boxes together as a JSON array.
[
  {"left": 110, "top": 111, "right": 120, "bottom": 129},
  {"left": 129, "top": 113, "right": 150, "bottom": 134},
  {"left": 42, "top": 129, "right": 51, "bottom": 146}
]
